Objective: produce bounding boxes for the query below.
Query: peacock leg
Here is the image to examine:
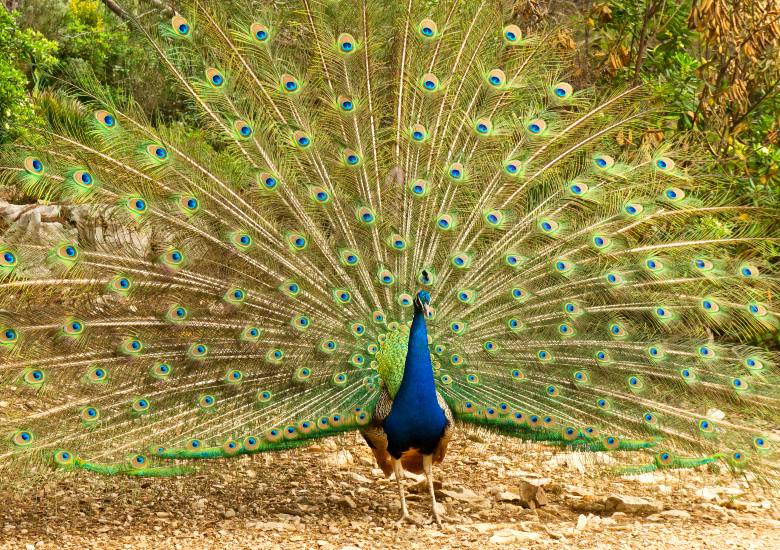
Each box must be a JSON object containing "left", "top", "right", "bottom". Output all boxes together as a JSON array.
[
  {"left": 422, "top": 454, "right": 442, "bottom": 527},
  {"left": 391, "top": 457, "right": 420, "bottom": 526}
]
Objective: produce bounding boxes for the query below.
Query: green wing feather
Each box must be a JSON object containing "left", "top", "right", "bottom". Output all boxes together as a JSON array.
[{"left": 0, "top": 0, "right": 778, "bottom": 483}]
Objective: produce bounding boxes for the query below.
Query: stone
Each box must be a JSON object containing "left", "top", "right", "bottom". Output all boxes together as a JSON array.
[
  {"left": 350, "top": 472, "right": 371, "bottom": 484},
  {"left": 222, "top": 508, "right": 236, "bottom": 519},
  {"left": 324, "top": 450, "right": 354, "bottom": 468},
  {"left": 660, "top": 509, "right": 691, "bottom": 519},
  {"left": 489, "top": 529, "right": 541, "bottom": 544},
  {"left": 604, "top": 495, "right": 663, "bottom": 515},
  {"left": 576, "top": 514, "right": 588, "bottom": 530},
  {"left": 440, "top": 488, "right": 484, "bottom": 503}
]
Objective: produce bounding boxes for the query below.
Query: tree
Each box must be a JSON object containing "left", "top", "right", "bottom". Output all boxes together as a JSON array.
[{"left": 0, "top": 7, "right": 58, "bottom": 143}]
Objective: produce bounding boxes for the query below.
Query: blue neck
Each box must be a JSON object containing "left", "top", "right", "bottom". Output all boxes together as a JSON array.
[{"left": 392, "top": 308, "right": 440, "bottom": 413}]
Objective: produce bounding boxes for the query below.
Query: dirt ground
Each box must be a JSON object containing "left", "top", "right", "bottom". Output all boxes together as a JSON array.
[{"left": 0, "top": 428, "right": 778, "bottom": 549}]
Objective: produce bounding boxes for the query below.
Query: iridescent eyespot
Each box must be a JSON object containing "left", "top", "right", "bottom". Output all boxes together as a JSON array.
[
  {"left": 126, "top": 196, "right": 147, "bottom": 214},
  {"left": 569, "top": 181, "right": 590, "bottom": 196},
  {"left": 337, "top": 95, "right": 354, "bottom": 112},
  {"left": 693, "top": 258, "right": 713, "bottom": 272},
  {"left": 503, "top": 24, "right": 522, "bottom": 43},
  {"left": 94, "top": 110, "right": 116, "bottom": 128},
  {"left": 295, "top": 366, "right": 313, "bottom": 381},
  {"left": 554, "top": 259, "right": 574, "bottom": 274},
  {"left": 281, "top": 74, "right": 299, "bottom": 92},
  {"left": 483, "top": 209, "right": 504, "bottom": 227},
  {"left": 753, "top": 436, "right": 770, "bottom": 451},
  {"left": 145, "top": 143, "right": 168, "bottom": 160},
  {"left": 435, "top": 214, "right": 455, "bottom": 231},
  {"left": 537, "top": 349, "right": 552, "bottom": 362},
  {"left": 593, "top": 154, "right": 615, "bottom": 169},
  {"left": 410, "top": 123, "right": 428, "bottom": 142},
  {"left": 79, "top": 405, "right": 101, "bottom": 423},
  {"left": 527, "top": 118, "right": 546, "bottom": 135},
  {"left": 538, "top": 218, "right": 559, "bottom": 234},
  {"left": 504, "top": 159, "right": 521, "bottom": 175},
  {"left": 54, "top": 450, "right": 74, "bottom": 466},
  {"left": 409, "top": 179, "right": 429, "bottom": 197},
  {"left": 656, "top": 451, "right": 674, "bottom": 466},
  {"left": 287, "top": 232, "right": 308, "bottom": 251},
  {"left": 172, "top": 15, "right": 190, "bottom": 36},
  {"left": 474, "top": 118, "right": 492, "bottom": 135},
  {"left": 24, "top": 156, "right": 45, "bottom": 174},
  {"left": 419, "top": 18, "right": 438, "bottom": 38},
  {"left": 205, "top": 68, "right": 225, "bottom": 88},
  {"left": 225, "top": 287, "right": 247, "bottom": 305},
  {"left": 654, "top": 156, "right": 675, "bottom": 171},
  {"left": 280, "top": 280, "right": 300, "bottom": 298},
  {"left": 739, "top": 263, "right": 758, "bottom": 278},
  {"left": 1, "top": 249, "right": 17, "bottom": 269},
  {"left": 71, "top": 170, "right": 94, "bottom": 190},
  {"left": 234, "top": 120, "right": 253, "bottom": 138},
  {"left": 250, "top": 23, "right": 269, "bottom": 42},
  {"left": 487, "top": 69, "right": 505, "bottom": 87},
  {"left": 744, "top": 356, "right": 763, "bottom": 371},
  {"left": 663, "top": 187, "right": 685, "bottom": 202},
  {"left": 225, "top": 369, "right": 243, "bottom": 384},
  {"left": 243, "top": 436, "right": 260, "bottom": 451},
  {"left": 451, "top": 252, "right": 471, "bottom": 269},
  {"left": 591, "top": 234, "right": 610, "bottom": 249},
  {"left": 132, "top": 397, "right": 151, "bottom": 413},
  {"left": 87, "top": 366, "right": 108, "bottom": 383},
  {"left": 189, "top": 342, "right": 208, "bottom": 358},
  {"left": 747, "top": 302, "right": 768, "bottom": 317},
  {"left": 552, "top": 82, "right": 573, "bottom": 98},
  {"left": 56, "top": 243, "right": 79, "bottom": 261},
  {"left": 12, "top": 430, "right": 34, "bottom": 446},
  {"left": 333, "top": 289, "right": 352, "bottom": 304},
  {"left": 558, "top": 323, "right": 575, "bottom": 336},
  {"left": 257, "top": 390, "right": 273, "bottom": 403},
  {"left": 420, "top": 73, "right": 439, "bottom": 92},
  {"left": 150, "top": 362, "right": 172, "bottom": 380},
  {"left": 447, "top": 162, "right": 464, "bottom": 180},
  {"left": 337, "top": 149, "right": 359, "bottom": 168},
  {"left": 198, "top": 394, "right": 216, "bottom": 409},
  {"left": 293, "top": 131, "right": 312, "bottom": 148},
  {"left": 623, "top": 202, "right": 643, "bottom": 216},
  {"left": 609, "top": 323, "right": 625, "bottom": 337},
  {"left": 338, "top": 33, "right": 356, "bottom": 53},
  {"left": 356, "top": 206, "right": 376, "bottom": 225},
  {"left": 23, "top": 369, "right": 45, "bottom": 386}
]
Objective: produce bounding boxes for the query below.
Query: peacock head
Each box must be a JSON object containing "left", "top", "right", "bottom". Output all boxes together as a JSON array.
[{"left": 414, "top": 290, "right": 433, "bottom": 318}]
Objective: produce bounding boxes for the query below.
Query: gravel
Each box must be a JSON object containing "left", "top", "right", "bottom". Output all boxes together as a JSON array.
[{"left": 1, "top": 429, "right": 778, "bottom": 549}]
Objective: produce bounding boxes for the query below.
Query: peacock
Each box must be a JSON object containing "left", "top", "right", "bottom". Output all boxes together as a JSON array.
[{"left": 1, "top": 0, "right": 779, "bottom": 528}]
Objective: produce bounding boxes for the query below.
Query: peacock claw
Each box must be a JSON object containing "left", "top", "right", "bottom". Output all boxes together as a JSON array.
[
  {"left": 423, "top": 514, "right": 443, "bottom": 528},
  {"left": 394, "top": 512, "right": 423, "bottom": 528}
]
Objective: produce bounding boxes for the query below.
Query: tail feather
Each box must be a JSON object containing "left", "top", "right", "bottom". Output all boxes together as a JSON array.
[{"left": 0, "top": 0, "right": 778, "bottom": 483}]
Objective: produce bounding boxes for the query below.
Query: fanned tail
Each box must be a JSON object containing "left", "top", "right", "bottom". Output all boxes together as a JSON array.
[{"left": 0, "top": 0, "right": 778, "bottom": 484}]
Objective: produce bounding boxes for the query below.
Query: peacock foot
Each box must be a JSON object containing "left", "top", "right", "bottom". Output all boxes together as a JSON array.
[
  {"left": 394, "top": 512, "right": 423, "bottom": 528},
  {"left": 423, "top": 514, "right": 443, "bottom": 528}
]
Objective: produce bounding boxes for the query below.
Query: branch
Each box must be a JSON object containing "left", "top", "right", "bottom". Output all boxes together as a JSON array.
[{"left": 100, "top": 0, "right": 130, "bottom": 20}]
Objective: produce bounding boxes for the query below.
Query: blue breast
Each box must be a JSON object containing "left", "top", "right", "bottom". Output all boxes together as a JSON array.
[{"left": 383, "top": 309, "right": 447, "bottom": 457}]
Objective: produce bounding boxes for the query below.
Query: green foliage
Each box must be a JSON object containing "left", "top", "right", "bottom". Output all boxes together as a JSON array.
[
  {"left": 0, "top": 8, "right": 58, "bottom": 143},
  {"left": 568, "top": 0, "right": 780, "bottom": 206}
]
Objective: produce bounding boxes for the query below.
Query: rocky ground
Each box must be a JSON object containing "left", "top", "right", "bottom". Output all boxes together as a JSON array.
[{"left": 1, "top": 428, "right": 778, "bottom": 549}]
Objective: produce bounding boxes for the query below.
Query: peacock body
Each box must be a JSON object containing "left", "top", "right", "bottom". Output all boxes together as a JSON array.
[{"left": 1, "top": 0, "right": 779, "bottom": 525}]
